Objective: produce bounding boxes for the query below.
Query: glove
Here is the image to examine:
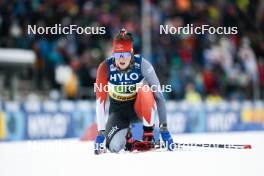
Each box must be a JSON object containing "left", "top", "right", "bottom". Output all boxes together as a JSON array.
[
  {"left": 159, "top": 124, "right": 174, "bottom": 151},
  {"left": 94, "top": 130, "right": 105, "bottom": 155}
]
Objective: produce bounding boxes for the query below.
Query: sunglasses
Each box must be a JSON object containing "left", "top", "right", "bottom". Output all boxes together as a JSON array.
[{"left": 113, "top": 52, "right": 132, "bottom": 59}]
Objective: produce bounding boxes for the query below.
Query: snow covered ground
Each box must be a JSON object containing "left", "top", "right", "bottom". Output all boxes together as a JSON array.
[{"left": 0, "top": 131, "right": 263, "bottom": 176}]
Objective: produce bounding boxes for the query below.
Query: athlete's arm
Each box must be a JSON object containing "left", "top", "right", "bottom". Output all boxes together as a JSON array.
[
  {"left": 141, "top": 58, "right": 167, "bottom": 125},
  {"left": 95, "top": 61, "right": 108, "bottom": 131}
]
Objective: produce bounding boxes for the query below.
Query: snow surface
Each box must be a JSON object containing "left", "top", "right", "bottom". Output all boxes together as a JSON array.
[{"left": 0, "top": 131, "right": 263, "bottom": 176}]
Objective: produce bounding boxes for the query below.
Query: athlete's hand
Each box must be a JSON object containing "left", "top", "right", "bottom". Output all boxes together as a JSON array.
[
  {"left": 94, "top": 130, "right": 106, "bottom": 155},
  {"left": 159, "top": 124, "right": 174, "bottom": 151}
]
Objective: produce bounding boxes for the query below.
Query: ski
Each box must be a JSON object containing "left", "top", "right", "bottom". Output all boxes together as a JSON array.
[
  {"left": 95, "top": 141, "right": 252, "bottom": 155},
  {"left": 127, "top": 141, "right": 252, "bottom": 152},
  {"left": 166, "top": 142, "right": 252, "bottom": 150}
]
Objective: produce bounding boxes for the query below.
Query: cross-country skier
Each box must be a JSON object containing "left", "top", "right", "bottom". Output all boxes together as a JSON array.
[{"left": 94, "top": 28, "right": 174, "bottom": 154}]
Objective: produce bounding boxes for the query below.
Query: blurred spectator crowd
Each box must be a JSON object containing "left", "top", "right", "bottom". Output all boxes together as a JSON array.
[{"left": 0, "top": 0, "right": 264, "bottom": 101}]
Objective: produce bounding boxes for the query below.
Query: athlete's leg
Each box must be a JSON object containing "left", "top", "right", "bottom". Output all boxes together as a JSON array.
[
  {"left": 108, "top": 129, "right": 128, "bottom": 152},
  {"left": 134, "top": 85, "right": 156, "bottom": 141},
  {"left": 134, "top": 85, "right": 155, "bottom": 127},
  {"left": 105, "top": 112, "right": 130, "bottom": 153}
]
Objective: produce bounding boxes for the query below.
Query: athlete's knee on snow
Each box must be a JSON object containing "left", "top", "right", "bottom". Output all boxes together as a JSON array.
[{"left": 108, "top": 129, "right": 128, "bottom": 153}]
